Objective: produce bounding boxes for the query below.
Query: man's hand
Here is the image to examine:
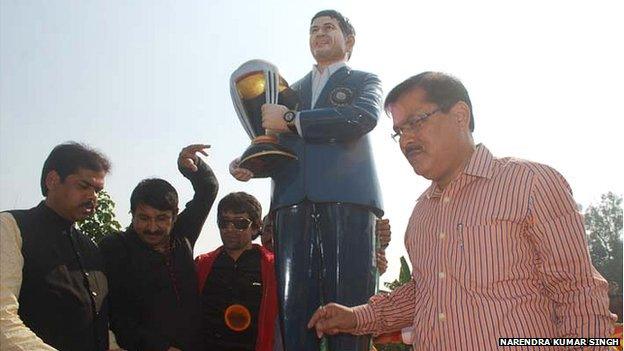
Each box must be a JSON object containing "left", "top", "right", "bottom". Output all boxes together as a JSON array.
[
  {"left": 229, "top": 157, "right": 254, "bottom": 182},
  {"left": 376, "top": 218, "right": 391, "bottom": 248},
  {"left": 376, "top": 249, "right": 388, "bottom": 275},
  {"left": 307, "top": 303, "right": 357, "bottom": 338},
  {"left": 261, "top": 103, "right": 289, "bottom": 132},
  {"left": 178, "top": 144, "right": 210, "bottom": 172}
]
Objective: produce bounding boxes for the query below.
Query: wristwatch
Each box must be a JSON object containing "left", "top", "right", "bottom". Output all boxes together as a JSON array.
[{"left": 283, "top": 110, "right": 298, "bottom": 134}]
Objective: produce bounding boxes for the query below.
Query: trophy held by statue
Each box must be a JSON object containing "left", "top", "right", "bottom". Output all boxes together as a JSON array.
[{"left": 230, "top": 60, "right": 299, "bottom": 178}]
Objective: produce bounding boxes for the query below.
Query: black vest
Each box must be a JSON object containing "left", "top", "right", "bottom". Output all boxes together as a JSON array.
[{"left": 8, "top": 202, "right": 109, "bottom": 351}]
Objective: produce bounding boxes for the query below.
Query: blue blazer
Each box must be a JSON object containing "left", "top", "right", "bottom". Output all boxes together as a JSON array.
[{"left": 271, "top": 67, "right": 384, "bottom": 216}]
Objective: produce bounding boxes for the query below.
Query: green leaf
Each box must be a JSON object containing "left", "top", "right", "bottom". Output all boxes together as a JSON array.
[{"left": 77, "top": 190, "right": 121, "bottom": 244}]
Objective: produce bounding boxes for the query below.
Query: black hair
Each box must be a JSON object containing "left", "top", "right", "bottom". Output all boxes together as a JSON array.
[
  {"left": 130, "top": 178, "right": 179, "bottom": 215},
  {"left": 41, "top": 142, "right": 111, "bottom": 196},
  {"left": 311, "top": 9, "right": 355, "bottom": 37},
  {"left": 217, "top": 192, "right": 262, "bottom": 239},
  {"left": 385, "top": 72, "right": 474, "bottom": 132}
]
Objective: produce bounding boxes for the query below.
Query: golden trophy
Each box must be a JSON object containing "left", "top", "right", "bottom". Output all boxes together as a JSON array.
[{"left": 230, "top": 60, "right": 298, "bottom": 178}]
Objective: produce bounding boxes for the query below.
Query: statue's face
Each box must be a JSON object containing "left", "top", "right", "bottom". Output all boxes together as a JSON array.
[{"left": 309, "top": 16, "right": 353, "bottom": 65}]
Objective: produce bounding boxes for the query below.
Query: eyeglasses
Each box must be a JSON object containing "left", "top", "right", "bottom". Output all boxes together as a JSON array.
[
  {"left": 391, "top": 108, "right": 441, "bottom": 142},
  {"left": 218, "top": 217, "right": 253, "bottom": 230}
]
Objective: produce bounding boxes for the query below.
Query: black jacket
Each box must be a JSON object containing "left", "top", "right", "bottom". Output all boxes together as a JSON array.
[
  {"left": 7, "top": 202, "right": 109, "bottom": 351},
  {"left": 100, "top": 159, "right": 218, "bottom": 351}
]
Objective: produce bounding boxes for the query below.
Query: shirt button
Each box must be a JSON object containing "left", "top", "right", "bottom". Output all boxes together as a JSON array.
[
  {"left": 439, "top": 232, "right": 446, "bottom": 240},
  {"left": 438, "top": 271, "right": 446, "bottom": 279},
  {"left": 443, "top": 196, "right": 451, "bottom": 204},
  {"left": 438, "top": 313, "right": 446, "bottom": 322},
  {"left": 91, "top": 291, "right": 98, "bottom": 297}
]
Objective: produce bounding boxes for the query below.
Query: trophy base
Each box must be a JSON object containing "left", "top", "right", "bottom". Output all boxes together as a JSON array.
[{"left": 239, "top": 140, "right": 297, "bottom": 178}]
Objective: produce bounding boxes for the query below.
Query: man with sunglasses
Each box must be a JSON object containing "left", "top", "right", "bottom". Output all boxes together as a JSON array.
[
  {"left": 195, "top": 192, "right": 277, "bottom": 351},
  {"left": 100, "top": 144, "right": 218, "bottom": 351},
  {"left": 308, "top": 72, "right": 616, "bottom": 350}
]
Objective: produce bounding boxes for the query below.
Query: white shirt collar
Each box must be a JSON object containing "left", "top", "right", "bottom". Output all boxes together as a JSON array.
[
  {"left": 310, "top": 61, "right": 348, "bottom": 108},
  {"left": 312, "top": 61, "right": 348, "bottom": 78}
]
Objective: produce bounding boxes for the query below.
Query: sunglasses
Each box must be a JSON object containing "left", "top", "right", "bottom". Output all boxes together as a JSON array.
[{"left": 218, "top": 217, "right": 253, "bottom": 230}]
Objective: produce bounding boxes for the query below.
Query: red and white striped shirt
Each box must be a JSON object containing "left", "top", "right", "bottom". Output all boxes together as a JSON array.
[{"left": 354, "top": 144, "right": 615, "bottom": 350}]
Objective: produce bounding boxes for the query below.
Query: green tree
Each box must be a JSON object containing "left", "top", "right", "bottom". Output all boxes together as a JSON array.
[
  {"left": 77, "top": 190, "right": 122, "bottom": 243},
  {"left": 584, "top": 191, "right": 623, "bottom": 321},
  {"left": 383, "top": 256, "right": 412, "bottom": 291}
]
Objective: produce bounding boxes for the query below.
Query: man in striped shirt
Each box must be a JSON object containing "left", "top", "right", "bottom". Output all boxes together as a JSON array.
[{"left": 308, "top": 72, "right": 616, "bottom": 350}]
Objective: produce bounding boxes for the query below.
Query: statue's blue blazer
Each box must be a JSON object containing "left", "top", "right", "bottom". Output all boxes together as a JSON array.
[{"left": 271, "top": 67, "right": 384, "bottom": 216}]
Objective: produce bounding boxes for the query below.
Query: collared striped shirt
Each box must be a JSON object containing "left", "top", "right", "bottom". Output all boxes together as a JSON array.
[{"left": 353, "top": 144, "right": 616, "bottom": 350}]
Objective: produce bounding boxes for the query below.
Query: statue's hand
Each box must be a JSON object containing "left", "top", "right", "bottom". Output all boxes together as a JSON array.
[
  {"left": 261, "top": 103, "right": 289, "bottom": 133},
  {"left": 229, "top": 157, "right": 253, "bottom": 182}
]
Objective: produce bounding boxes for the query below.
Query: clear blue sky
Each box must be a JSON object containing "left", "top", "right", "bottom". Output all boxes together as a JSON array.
[{"left": 1, "top": 0, "right": 622, "bottom": 283}]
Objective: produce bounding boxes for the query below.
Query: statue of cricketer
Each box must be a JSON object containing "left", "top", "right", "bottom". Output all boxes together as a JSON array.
[{"left": 230, "top": 9, "right": 383, "bottom": 350}]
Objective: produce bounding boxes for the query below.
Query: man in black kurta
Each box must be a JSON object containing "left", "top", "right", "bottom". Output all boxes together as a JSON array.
[
  {"left": 100, "top": 144, "right": 218, "bottom": 351},
  {"left": 0, "top": 142, "right": 111, "bottom": 350}
]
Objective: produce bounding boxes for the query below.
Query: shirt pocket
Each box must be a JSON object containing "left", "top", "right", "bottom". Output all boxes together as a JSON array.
[{"left": 452, "top": 221, "right": 530, "bottom": 292}]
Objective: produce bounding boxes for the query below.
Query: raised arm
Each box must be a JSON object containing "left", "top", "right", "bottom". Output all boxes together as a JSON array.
[{"left": 173, "top": 144, "right": 219, "bottom": 247}]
